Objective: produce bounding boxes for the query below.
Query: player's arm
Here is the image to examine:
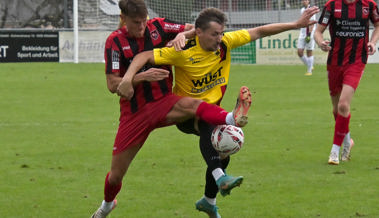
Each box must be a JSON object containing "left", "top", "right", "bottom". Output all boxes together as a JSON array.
[
  {"left": 106, "top": 70, "right": 167, "bottom": 94},
  {"left": 247, "top": 6, "right": 319, "bottom": 41},
  {"left": 314, "top": 24, "right": 330, "bottom": 52},
  {"left": 116, "top": 51, "right": 169, "bottom": 99},
  {"left": 167, "top": 24, "right": 196, "bottom": 51},
  {"left": 368, "top": 21, "right": 379, "bottom": 55}
]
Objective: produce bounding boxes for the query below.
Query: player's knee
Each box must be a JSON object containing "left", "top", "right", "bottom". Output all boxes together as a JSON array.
[
  {"left": 178, "top": 97, "right": 202, "bottom": 113},
  {"left": 297, "top": 50, "right": 303, "bottom": 57},
  {"left": 337, "top": 101, "right": 350, "bottom": 115}
]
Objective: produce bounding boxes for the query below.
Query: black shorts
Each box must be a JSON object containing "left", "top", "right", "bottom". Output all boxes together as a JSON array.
[{"left": 176, "top": 118, "right": 200, "bottom": 136}]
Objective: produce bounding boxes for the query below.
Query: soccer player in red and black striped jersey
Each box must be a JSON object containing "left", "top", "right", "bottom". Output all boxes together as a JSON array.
[
  {"left": 314, "top": 0, "right": 379, "bottom": 165},
  {"left": 91, "top": 1, "right": 252, "bottom": 217}
]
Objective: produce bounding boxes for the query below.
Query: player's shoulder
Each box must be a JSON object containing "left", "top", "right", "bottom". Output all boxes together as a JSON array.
[
  {"left": 182, "top": 38, "right": 197, "bottom": 51},
  {"left": 105, "top": 28, "right": 124, "bottom": 46},
  {"left": 107, "top": 28, "right": 123, "bottom": 41}
]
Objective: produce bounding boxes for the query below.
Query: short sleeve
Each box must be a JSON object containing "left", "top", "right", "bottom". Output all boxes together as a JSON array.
[
  {"left": 104, "top": 35, "right": 121, "bottom": 75},
  {"left": 370, "top": 2, "right": 379, "bottom": 24},
  {"left": 153, "top": 46, "right": 178, "bottom": 66},
  {"left": 150, "top": 18, "right": 186, "bottom": 41},
  {"left": 223, "top": 29, "right": 251, "bottom": 49},
  {"left": 318, "top": 3, "right": 332, "bottom": 26}
]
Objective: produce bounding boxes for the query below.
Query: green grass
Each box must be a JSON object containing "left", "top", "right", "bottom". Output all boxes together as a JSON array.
[{"left": 0, "top": 63, "right": 378, "bottom": 218}]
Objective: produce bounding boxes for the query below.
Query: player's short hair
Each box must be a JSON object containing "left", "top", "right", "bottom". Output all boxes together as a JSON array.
[
  {"left": 119, "top": 0, "right": 148, "bottom": 18},
  {"left": 195, "top": 8, "right": 227, "bottom": 30}
]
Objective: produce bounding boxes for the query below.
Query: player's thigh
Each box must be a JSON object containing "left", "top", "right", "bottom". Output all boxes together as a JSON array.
[
  {"left": 166, "top": 97, "right": 202, "bottom": 123},
  {"left": 297, "top": 38, "right": 306, "bottom": 50},
  {"left": 305, "top": 39, "right": 315, "bottom": 51}
]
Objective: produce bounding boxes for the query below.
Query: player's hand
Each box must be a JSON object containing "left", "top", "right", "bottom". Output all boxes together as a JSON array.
[
  {"left": 367, "top": 42, "right": 377, "bottom": 55},
  {"left": 320, "top": 40, "right": 331, "bottom": 52},
  {"left": 139, "top": 68, "right": 170, "bottom": 82},
  {"left": 296, "top": 6, "right": 319, "bottom": 28},
  {"left": 117, "top": 77, "right": 134, "bottom": 100},
  {"left": 167, "top": 32, "right": 186, "bottom": 51}
]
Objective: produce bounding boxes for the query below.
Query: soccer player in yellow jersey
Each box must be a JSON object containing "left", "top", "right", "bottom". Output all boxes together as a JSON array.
[{"left": 118, "top": 6, "right": 319, "bottom": 217}]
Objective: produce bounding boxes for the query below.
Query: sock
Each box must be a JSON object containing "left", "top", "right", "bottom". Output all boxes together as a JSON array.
[
  {"left": 331, "top": 144, "right": 340, "bottom": 155},
  {"left": 212, "top": 168, "right": 225, "bottom": 181},
  {"left": 196, "top": 102, "right": 228, "bottom": 125},
  {"left": 204, "top": 195, "right": 216, "bottom": 205},
  {"left": 307, "top": 56, "right": 314, "bottom": 72},
  {"left": 100, "top": 200, "right": 115, "bottom": 212},
  {"left": 300, "top": 55, "right": 308, "bottom": 66},
  {"left": 204, "top": 156, "right": 230, "bottom": 198},
  {"left": 225, "top": 112, "right": 235, "bottom": 125},
  {"left": 343, "top": 132, "right": 351, "bottom": 146},
  {"left": 198, "top": 120, "right": 223, "bottom": 171},
  {"left": 333, "top": 114, "right": 351, "bottom": 146},
  {"left": 333, "top": 111, "right": 337, "bottom": 120},
  {"left": 104, "top": 172, "right": 122, "bottom": 203}
]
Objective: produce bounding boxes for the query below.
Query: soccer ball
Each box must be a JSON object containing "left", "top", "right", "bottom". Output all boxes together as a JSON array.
[{"left": 211, "top": 125, "right": 244, "bottom": 156}]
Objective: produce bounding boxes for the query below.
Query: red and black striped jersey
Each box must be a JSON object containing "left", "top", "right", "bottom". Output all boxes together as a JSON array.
[
  {"left": 318, "top": 0, "right": 379, "bottom": 66},
  {"left": 104, "top": 18, "right": 185, "bottom": 113}
]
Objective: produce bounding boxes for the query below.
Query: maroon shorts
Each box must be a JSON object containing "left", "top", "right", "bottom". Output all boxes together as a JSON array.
[
  {"left": 112, "top": 94, "right": 181, "bottom": 155},
  {"left": 327, "top": 63, "right": 365, "bottom": 96}
]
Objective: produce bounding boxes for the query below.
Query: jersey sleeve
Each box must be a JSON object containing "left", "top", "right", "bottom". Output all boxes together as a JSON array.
[
  {"left": 104, "top": 33, "right": 121, "bottom": 75},
  {"left": 370, "top": 2, "right": 379, "bottom": 24},
  {"left": 318, "top": 3, "right": 332, "bottom": 26},
  {"left": 222, "top": 29, "right": 251, "bottom": 49},
  {"left": 153, "top": 46, "right": 180, "bottom": 66},
  {"left": 152, "top": 17, "right": 186, "bottom": 41}
]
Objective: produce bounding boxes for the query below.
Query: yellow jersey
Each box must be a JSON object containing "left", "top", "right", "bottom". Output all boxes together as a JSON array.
[{"left": 153, "top": 29, "right": 251, "bottom": 104}]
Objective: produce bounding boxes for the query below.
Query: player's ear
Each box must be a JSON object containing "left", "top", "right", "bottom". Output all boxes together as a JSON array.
[{"left": 195, "top": 27, "right": 202, "bottom": 36}]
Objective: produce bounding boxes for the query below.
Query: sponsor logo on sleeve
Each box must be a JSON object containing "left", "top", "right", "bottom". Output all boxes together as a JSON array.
[
  {"left": 164, "top": 23, "right": 181, "bottom": 31},
  {"left": 112, "top": 50, "right": 120, "bottom": 70}
]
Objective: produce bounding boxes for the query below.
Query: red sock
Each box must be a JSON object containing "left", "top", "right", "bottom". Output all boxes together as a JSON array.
[
  {"left": 333, "top": 114, "right": 350, "bottom": 146},
  {"left": 333, "top": 111, "right": 337, "bottom": 121},
  {"left": 104, "top": 172, "right": 122, "bottom": 202},
  {"left": 196, "top": 102, "right": 228, "bottom": 125}
]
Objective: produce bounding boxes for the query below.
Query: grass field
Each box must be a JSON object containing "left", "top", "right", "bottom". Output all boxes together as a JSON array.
[{"left": 0, "top": 63, "right": 378, "bottom": 218}]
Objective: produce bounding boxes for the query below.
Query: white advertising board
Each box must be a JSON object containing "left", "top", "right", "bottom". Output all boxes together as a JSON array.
[{"left": 59, "top": 31, "right": 111, "bottom": 62}]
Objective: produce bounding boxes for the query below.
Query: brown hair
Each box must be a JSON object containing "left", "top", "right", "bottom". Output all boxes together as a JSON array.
[
  {"left": 118, "top": 0, "right": 148, "bottom": 18},
  {"left": 195, "top": 8, "right": 227, "bottom": 30}
]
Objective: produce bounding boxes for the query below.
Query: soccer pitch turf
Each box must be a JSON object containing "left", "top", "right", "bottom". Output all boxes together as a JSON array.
[{"left": 0, "top": 63, "right": 378, "bottom": 217}]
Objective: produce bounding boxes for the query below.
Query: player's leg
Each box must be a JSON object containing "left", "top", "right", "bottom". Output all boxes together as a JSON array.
[
  {"left": 297, "top": 38, "right": 309, "bottom": 73},
  {"left": 196, "top": 156, "right": 231, "bottom": 218},
  {"left": 306, "top": 49, "right": 314, "bottom": 74},
  {"left": 198, "top": 121, "right": 243, "bottom": 196},
  {"left": 338, "top": 85, "right": 355, "bottom": 161},
  {"left": 92, "top": 144, "right": 142, "bottom": 218},
  {"left": 329, "top": 85, "right": 354, "bottom": 165},
  {"left": 166, "top": 87, "right": 252, "bottom": 127}
]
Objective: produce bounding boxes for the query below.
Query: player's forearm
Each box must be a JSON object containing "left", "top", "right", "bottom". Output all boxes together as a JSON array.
[
  {"left": 107, "top": 74, "right": 145, "bottom": 93},
  {"left": 181, "top": 28, "right": 196, "bottom": 39},
  {"left": 121, "top": 51, "right": 154, "bottom": 82},
  {"left": 314, "top": 30, "right": 323, "bottom": 46},
  {"left": 249, "top": 22, "right": 297, "bottom": 40},
  {"left": 369, "top": 23, "right": 379, "bottom": 46}
]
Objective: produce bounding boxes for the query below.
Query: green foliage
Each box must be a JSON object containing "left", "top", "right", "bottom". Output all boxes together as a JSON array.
[{"left": 0, "top": 63, "right": 378, "bottom": 217}]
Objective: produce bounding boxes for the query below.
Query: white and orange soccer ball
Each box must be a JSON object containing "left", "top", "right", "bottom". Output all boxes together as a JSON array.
[{"left": 211, "top": 125, "right": 244, "bottom": 156}]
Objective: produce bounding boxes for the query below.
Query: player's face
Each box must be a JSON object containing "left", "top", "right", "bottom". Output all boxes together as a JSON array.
[
  {"left": 123, "top": 15, "right": 147, "bottom": 38},
  {"left": 197, "top": 21, "right": 224, "bottom": 52},
  {"left": 302, "top": 0, "right": 309, "bottom": 7}
]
